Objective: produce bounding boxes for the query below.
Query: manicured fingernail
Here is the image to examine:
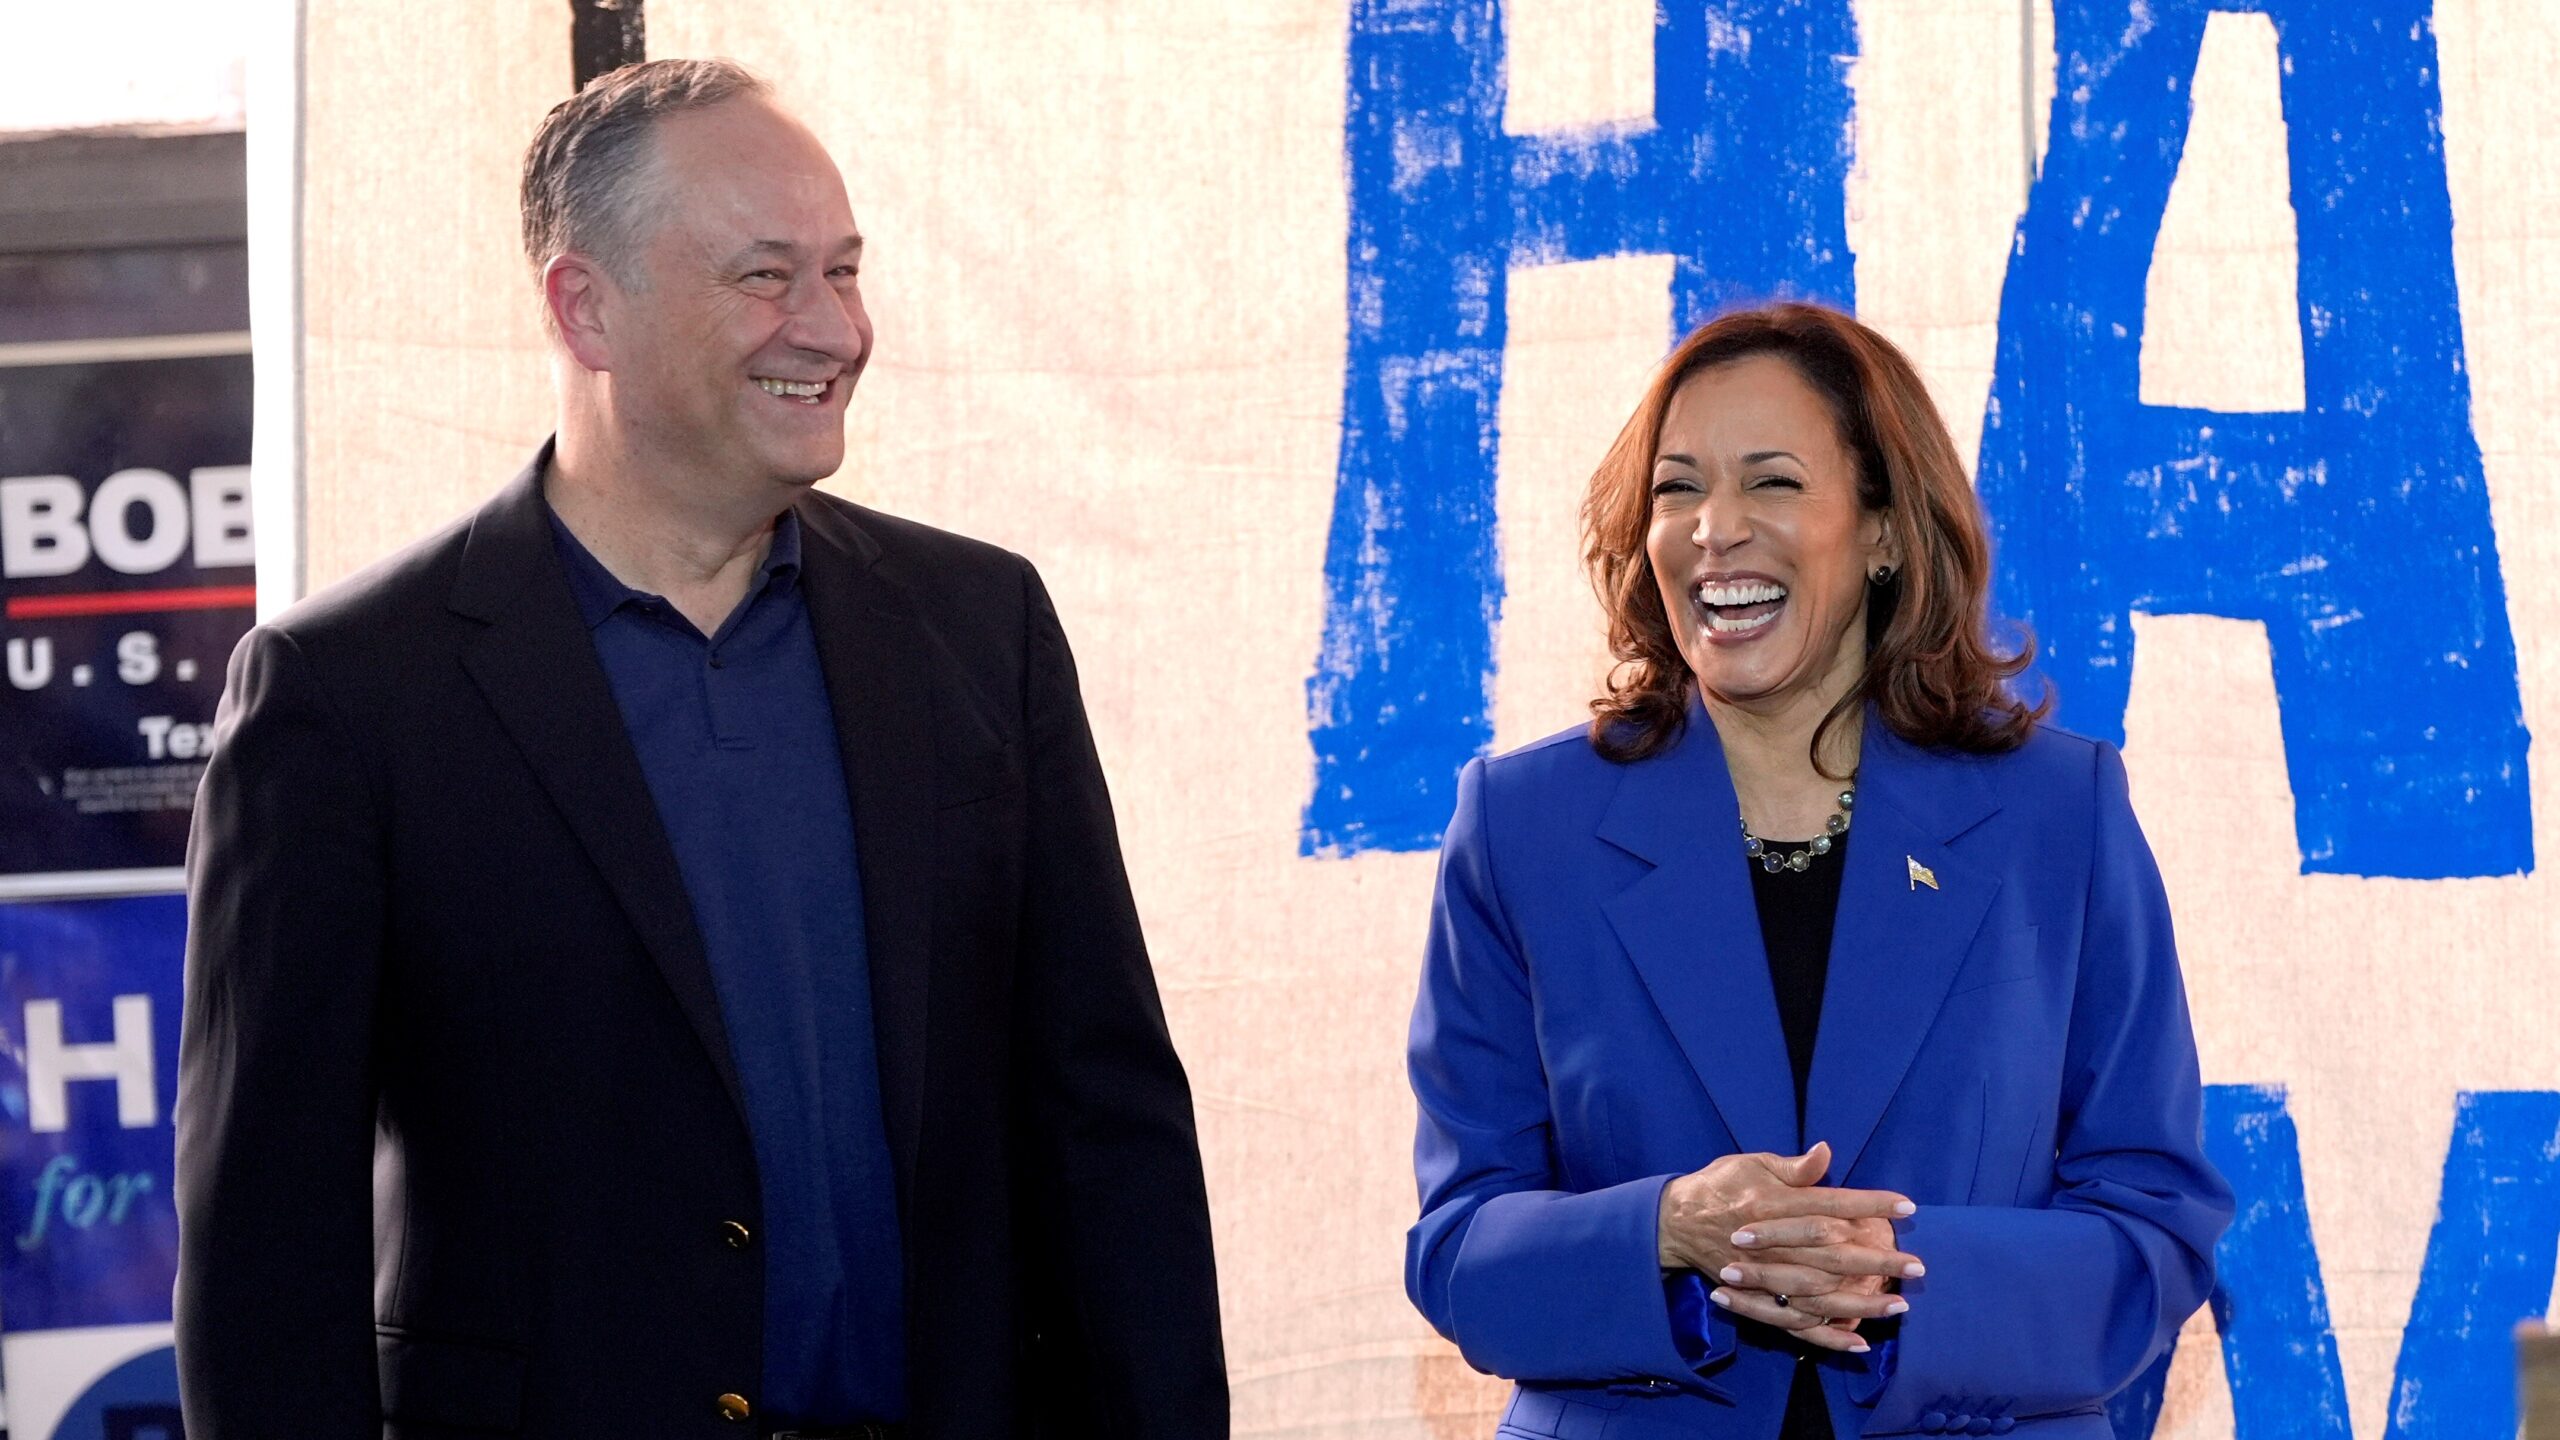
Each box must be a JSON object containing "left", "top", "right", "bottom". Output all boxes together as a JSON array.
[
  {"left": 1709, "top": 1288, "right": 1734, "bottom": 1308},
  {"left": 1732, "top": 1230, "right": 1757, "bottom": 1246},
  {"left": 1719, "top": 1266, "right": 1744, "bottom": 1284},
  {"left": 1903, "top": 1261, "right": 1927, "bottom": 1278},
  {"left": 1885, "top": 1298, "right": 1910, "bottom": 1315},
  {"left": 1893, "top": 1201, "right": 1917, "bottom": 1217},
  {"left": 1849, "top": 1340, "right": 1871, "bottom": 1353}
]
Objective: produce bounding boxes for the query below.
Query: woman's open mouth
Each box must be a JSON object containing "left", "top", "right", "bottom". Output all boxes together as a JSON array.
[{"left": 1694, "top": 578, "right": 1787, "bottom": 637}]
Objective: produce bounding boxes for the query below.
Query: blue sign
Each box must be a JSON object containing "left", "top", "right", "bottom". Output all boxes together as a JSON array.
[
  {"left": 0, "top": 895, "right": 185, "bottom": 1334},
  {"left": 0, "top": 351, "right": 256, "bottom": 882}
]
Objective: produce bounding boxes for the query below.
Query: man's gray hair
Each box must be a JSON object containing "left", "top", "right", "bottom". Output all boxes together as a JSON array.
[{"left": 520, "top": 58, "right": 770, "bottom": 286}]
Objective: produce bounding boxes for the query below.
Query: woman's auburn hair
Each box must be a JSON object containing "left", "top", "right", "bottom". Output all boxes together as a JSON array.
[{"left": 1582, "top": 301, "right": 2050, "bottom": 769}]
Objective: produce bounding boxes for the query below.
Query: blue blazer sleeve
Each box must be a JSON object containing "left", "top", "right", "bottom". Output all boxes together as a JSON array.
[
  {"left": 1405, "top": 758, "right": 1735, "bottom": 1392},
  {"left": 1863, "top": 741, "right": 2233, "bottom": 1431}
]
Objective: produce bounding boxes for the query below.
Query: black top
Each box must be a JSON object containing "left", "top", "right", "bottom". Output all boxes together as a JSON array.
[
  {"left": 1747, "top": 831, "right": 1849, "bottom": 1127},
  {"left": 1744, "top": 829, "right": 1850, "bottom": 1440}
]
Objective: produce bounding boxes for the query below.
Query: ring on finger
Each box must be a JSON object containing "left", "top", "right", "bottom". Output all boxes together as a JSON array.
[{"left": 1773, "top": 1294, "right": 1790, "bottom": 1308}]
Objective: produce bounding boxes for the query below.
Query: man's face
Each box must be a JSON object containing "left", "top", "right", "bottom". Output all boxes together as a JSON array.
[{"left": 606, "top": 96, "right": 871, "bottom": 493}]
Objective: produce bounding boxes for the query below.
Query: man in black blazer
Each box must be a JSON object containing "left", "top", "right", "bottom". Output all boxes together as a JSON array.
[{"left": 175, "top": 60, "right": 1225, "bottom": 1438}]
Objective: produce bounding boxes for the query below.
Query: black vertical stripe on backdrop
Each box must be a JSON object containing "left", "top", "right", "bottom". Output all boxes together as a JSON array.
[{"left": 570, "top": 0, "right": 646, "bottom": 91}]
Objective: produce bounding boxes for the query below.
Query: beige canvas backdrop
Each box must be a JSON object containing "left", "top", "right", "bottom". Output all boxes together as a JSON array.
[{"left": 292, "top": 2, "right": 2560, "bottom": 1434}]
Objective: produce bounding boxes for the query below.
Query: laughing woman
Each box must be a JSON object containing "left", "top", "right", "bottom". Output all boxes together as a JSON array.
[{"left": 1405, "top": 303, "right": 2231, "bottom": 1439}]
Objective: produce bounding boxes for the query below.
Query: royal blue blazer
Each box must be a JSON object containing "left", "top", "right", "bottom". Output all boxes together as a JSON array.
[{"left": 1407, "top": 700, "right": 2233, "bottom": 1438}]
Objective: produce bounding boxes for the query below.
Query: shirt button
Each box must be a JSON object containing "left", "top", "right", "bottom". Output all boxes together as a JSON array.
[
  {"left": 716, "top": 1392, "right": 752, "bottom": 1423},
  {"left": 708, "top": 653, "right": 724, "bottom": 669},
  {"left": 720, "top": 1220, "right": 752, "bottom": 1249}
]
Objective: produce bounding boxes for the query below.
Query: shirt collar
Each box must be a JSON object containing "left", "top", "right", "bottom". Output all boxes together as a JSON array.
[{"left": 547, "top": 505, "right": 804, "bottom": 632}]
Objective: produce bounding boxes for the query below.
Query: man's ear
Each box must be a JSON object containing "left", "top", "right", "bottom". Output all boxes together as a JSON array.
[{"left": 543, "top": 254, "right": 616, "bottom": 373}]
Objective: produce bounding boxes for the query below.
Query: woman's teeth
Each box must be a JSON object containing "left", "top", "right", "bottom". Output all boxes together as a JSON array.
[
  {"left": 756, "top": 377, "right": 828, "bottom": 403},
  {"left": 1696, "top": 579, "right": 1787, "bottom": 634},
  {"left": 1698, "top": 580, "right": 1785, "bottom": 606}
]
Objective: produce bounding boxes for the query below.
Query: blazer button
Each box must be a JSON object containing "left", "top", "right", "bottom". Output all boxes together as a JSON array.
[
  {"left": 717, "top": 1392, "right": 753, "bottom": 1423},
  {"left": 721, "top": 1220, "right": 753, "bottom": 1250},
  {"left": 1920, "top": 1413, "right": 1949, "bottom": 1434}
]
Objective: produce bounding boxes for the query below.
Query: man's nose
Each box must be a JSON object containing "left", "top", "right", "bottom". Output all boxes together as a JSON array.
[{"left": 787, "top": 279, "right": 868, "bottom": 364}]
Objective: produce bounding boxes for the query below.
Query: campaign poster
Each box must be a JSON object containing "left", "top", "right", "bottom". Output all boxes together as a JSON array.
[
  {"left": 0, "top": 894, "right": 186, "bottom": 1440},
  {"left": 0, "top": 348, "right": 254, "bottom": 895}
]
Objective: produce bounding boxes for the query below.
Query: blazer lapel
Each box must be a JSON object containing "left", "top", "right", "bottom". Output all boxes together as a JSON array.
[
  {"left": 448, "top": 452, "right": 747, "bottom": 1123},
  {"left": 1803, "top": 720, "right": 2001, "bottom": 1183},
  {"left": 793, "top": 496, "right": 933, "bottom": 1211},
  {"left": 1598, "top": 704, "right": 1801, "bottom": 1161}
]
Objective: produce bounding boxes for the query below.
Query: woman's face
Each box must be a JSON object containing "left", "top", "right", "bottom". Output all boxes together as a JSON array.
[{"left": 1644, "top": 353, "right": 1896, "bottom": 718}]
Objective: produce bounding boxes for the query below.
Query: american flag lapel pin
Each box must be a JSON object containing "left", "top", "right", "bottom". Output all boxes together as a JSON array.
[{"left": 1907, "top": 856, "right": 1938, "bottom": 891}]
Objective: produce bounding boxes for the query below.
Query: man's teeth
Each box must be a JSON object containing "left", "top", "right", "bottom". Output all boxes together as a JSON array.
[
  {"left": 755, "top": 377, "right": 828, "bottom": 402},
  {"left": 1696, "top": 580, "right": 1787, "bottom": 607}
]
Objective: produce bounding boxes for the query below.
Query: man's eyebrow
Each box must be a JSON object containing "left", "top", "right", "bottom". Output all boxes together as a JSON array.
[
  {"left": 720, "top": 235, "right": 865, "bottom": 268},
  {"left": 727, "top": 240, "right": 796, "bottom": 266}
]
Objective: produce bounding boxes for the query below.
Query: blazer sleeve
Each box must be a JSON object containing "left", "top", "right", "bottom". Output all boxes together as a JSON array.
[
  {"left": 1008, "top": 561, "right": 1229, "bottom": 1436},
  {"left": 1406, "top": 757, "right": 1736, "bottom": 1392},
  {"left": 1860, "top": 739, "right": 2233, "bottom": 1432},
  {"left": 175, "top": 625, "right": 388, "bottom": 1438}
]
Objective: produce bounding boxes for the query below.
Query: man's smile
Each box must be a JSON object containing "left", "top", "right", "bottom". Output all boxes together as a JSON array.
[{"left": 753, "top": 375, "right": 835, "bottom": 405}]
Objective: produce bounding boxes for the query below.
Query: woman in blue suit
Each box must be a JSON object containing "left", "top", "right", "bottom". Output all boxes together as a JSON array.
[{"left": 1406, "top": 303, "right": 2232, "bottom": 1438}]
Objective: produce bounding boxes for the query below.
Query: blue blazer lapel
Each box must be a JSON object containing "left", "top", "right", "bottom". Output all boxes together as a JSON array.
[
  {"left": 1805, "top": 720, "right": 2002, "bottom": 1183},
  {"left": 1597, "top": 705, "right": 1801, "bottom": 1160}
]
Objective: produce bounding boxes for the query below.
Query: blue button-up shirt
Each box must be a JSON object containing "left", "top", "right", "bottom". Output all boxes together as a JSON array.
[{"left": 551, "top": 506, "right": 906, "bottom": 1425}]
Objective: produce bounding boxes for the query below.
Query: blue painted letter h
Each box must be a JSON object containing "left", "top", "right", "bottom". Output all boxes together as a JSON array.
[{"left": 1307, "top": 0, "right": 1859, "bottom": 855}]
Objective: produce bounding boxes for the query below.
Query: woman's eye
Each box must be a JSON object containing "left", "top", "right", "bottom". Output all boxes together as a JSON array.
[
  {"left": 1651, "top": 477, "right": 1698, "bottom": 497},
  {"left": 1750, "top": 475, "right": 1802, "bottom": 490}
]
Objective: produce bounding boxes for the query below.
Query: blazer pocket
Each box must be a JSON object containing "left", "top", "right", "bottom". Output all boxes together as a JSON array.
[
  {"left": 377, "top": 1327, "right": 525, "bottom": 1433},
  {"left": 935, "top": 741, "right": 1022, "bottom": 810},
  {"left": 1946, "top": 924, "right": 2041, "bottom": 999},
  {"left": 1502, "top": 1383, "right": 1627, "bottom": 1436}
]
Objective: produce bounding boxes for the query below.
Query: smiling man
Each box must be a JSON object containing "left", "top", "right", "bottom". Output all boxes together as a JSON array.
[{"left": 174, "top": 61, "right": 1226, "bottom": 1439}]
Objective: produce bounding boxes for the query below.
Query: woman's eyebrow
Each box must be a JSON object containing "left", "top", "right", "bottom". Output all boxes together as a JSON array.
[{"left": 1654, "top": 449, "right": 1806, "bottom": 467}]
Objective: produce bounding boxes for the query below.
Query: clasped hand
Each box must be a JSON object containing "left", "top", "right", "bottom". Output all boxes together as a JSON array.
[{"left": 1655, "top": 1141, "right": 1922, "bottom": 1354}]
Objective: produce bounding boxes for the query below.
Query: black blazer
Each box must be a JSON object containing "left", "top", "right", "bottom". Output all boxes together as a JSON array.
[{"left": 174, "top": 454, "right": 1227, "bottom": 1438}]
